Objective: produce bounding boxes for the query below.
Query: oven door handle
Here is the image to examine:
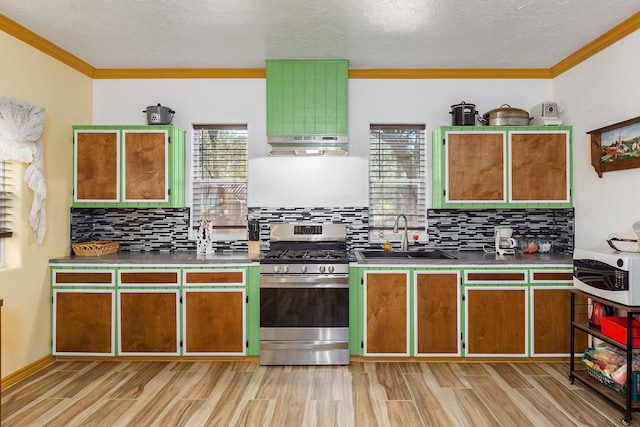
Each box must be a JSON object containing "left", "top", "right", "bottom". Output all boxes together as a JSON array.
[
  {"left": 260, "top": 340, "right": 349, "bottom": 350},
  {"left": 260, "top": 275, "right": 349, "bottom": 289},
  {"left": 260, "top": 282, "right": 349, "bottom": 289}
]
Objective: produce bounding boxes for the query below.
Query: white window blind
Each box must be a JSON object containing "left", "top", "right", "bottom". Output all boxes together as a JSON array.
[
  {"left": 0, "top": 160, "right": 12, "bottom": 238},
  {"left": 369, "top": 124, "right": 426, "bottom": 242},
  {"left": 191, "top": 125, "right": 248, "bottom": 240}
]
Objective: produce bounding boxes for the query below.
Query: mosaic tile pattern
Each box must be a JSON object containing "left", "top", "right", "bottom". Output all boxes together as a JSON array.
[
  {"left": 427, "top": 208, "right": 574, "bottom": 254},
  {"left": 71, "top": 207, "right": 573, "bottom": 254},
  {"left": 71, "top": 208, "right": 196, "bottom": 252}
]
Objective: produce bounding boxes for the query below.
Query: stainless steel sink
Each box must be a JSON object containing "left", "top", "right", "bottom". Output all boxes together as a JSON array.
[{"left": 357, "top": 250, "right": 457, "bottom": 260}]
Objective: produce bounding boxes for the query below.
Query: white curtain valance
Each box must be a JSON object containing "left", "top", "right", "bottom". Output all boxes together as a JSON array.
[{"left": 0, "top": 96, "right": 47, "bottom": 243}]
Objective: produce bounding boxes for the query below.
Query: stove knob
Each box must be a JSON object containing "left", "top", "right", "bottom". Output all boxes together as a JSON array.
[
  {"left": 301, "top": 265, "right": 308, "bottom": 273},
  {"left": 273, "top": 265, "right": 279, "bottom": 273},
  {"left": 319, "top": 265, "right": 326, "bottom": 273},
  {"left": 328, "top": 265, "right": 335, "bottom": 273},
  {"left": 283, "top": 265, "right": 289, "bottom": 273}
]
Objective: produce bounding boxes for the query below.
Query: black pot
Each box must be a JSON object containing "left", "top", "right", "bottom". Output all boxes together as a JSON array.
[{"left": 449, "top": 102, "right": 478, "bottom": 126}]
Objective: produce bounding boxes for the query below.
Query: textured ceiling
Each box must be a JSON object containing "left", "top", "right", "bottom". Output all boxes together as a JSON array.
[{"left": 1, "top": 0, "right": 639, "bottom": 70}]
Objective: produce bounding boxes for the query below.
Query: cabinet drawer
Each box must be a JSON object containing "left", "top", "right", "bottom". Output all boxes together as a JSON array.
[
  {"left": 53, "top": 270, "right": 115, "bottom": 286},
  {"left": 530, "top": 270, "right": 573, "bottom": 283},
  {"left": 464, "top": 270, "right": 528, "bottom": 284},
  {"left": 183, "top": 270, "right": 245, "bottom": 286},
  {"left": 119, "top": 270, "right": 180, "bottom": 286}
]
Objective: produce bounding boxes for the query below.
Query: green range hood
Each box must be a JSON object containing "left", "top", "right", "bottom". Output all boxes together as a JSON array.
[{"left": 266, "top": 60, "right": 349, "bottom": 156}]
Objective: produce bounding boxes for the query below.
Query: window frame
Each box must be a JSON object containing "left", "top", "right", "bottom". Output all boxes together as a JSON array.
[
  {"left": 0, "top": 160, "right": 13, "bottom": 267},
  {"left": 368, "top": 124, "right": 427, "bottom": 244},
  {"left": 189, "top": 124, "right": 248, "bottom": 242}
]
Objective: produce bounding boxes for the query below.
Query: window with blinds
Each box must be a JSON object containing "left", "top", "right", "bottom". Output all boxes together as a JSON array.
[
  {"left": 369, "top": 124, "right": 426, "bottom": 242},
  {"left": 0, "top": 160, "right": 12, "bottom": 239},
  {"left": 191, "top": 125, "right": 248, "bottom": 240}
]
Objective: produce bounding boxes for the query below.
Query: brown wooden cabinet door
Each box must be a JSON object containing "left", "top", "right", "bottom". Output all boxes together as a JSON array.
[
  {"left": 509, "top": 131, "right": 569, "bottom": 202},
  {"left": 123, "top": 130, "right": 168, "bottom": 202},
  {"left": 75, "top": 130, "right": 119, "bottom": 202},
  {"left": 466, "top": 287, "right": 527, "bottom": 356},
  {"left": 446, "top": 132, "right": 505, "bottom": 202},
  {"left": 54, "top": 291, "right": 114, "bottom": 354},
  {"left": 533, "top": 287, "right": 588, "bottom": 355},
  {"left": 184, "top": 290, "right": 245, "bottom": 354},
  {"left": 365, "top": 272, "right": 409, "bottom": 355},
  {"left": 119, "top": 291, "right": 178, "bottom": 354},
  {"left": 416, "top": 272, "right": 459, "bottom": 355}
]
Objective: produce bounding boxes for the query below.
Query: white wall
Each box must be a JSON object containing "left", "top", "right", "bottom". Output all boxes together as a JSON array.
[
  {"left": 93, "top": 77, "right": 553, "bottom": 208},
  {"left": 554, "top": 30, "right": 640, "bottom": 248}
]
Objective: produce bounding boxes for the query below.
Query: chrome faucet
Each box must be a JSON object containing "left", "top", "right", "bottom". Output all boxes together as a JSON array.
[{"left": 393, "top": 214, "right": 409, "bottom": 251}]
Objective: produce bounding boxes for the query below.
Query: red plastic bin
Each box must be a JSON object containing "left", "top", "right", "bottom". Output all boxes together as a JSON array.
[{"left": 601, "top": 316, "right": 640, "bottom": 346}]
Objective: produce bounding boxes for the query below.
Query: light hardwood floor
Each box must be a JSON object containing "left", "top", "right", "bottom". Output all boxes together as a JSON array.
[{"left": 1, "top": 359, "right": 636, "bottom": 426}]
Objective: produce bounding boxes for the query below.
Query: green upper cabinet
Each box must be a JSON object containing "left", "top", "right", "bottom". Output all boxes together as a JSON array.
[
  {"left": 432, "top": 126, "right": 572, "bottom": 209},
  {"left": 72, "top": 125, "right": 186, "bottom": 208},
  {"left": 266, "top": 60, "right": 349, "bottom": 136}
]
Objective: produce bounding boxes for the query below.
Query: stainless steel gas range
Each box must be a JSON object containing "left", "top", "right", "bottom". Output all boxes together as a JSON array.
[{"left": 259, "top": 223, "right": 349, "bottom": 365}]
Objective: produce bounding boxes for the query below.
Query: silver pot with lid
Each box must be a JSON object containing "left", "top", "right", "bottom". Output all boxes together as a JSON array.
[
  {"left": 478, "top": 104, "right": 531, "bottom": 126},
  {"left": 143, "top": 103, "right": 175, "bottom": 125}
]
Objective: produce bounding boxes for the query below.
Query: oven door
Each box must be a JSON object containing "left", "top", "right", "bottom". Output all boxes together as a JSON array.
[
  {"left": 259, "top": 275, "right": 349, "bottom": 330},
  {"left": 259, "top": 274, "right": 349, "bottom": 365}
]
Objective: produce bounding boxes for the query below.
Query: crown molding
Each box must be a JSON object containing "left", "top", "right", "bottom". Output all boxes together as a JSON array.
[
  {"left": 92, "top": 68, "right": 266, "bottom": 79},
  {"left": 0, "top": 13, "right": 95, "bottom": 77},
  {"left": 551, "top": 11, "right": 640, "bottom": 77},
  {"left": 348, "top": 68, "right": 552, "bottom": 79}
]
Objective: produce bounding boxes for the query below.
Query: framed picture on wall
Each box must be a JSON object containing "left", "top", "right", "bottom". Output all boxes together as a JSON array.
[{"left": 588, "top": 116, "right": 640, "bottom": 177}]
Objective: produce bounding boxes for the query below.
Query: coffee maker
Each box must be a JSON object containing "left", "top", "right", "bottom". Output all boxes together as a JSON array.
[{"left": 495, "top": 226, "right": 517, "bottom": 255}]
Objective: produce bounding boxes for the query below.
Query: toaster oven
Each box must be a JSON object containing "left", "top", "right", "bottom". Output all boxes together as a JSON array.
[{"left": 573, "top": 247, "right": 640, "bottom": 305}]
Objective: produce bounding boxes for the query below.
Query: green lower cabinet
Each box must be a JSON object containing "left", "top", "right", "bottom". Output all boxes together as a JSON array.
[
  {"left": 414, "top": 270, "right": 461, "bottom": 357},
  {"left": 353, "top": 264, "right": 574, "bottom": 358},
  {"left": 118, "top": 287, "right": 181, "bottom": 356},
  {"left": 362, "top": 269, "right": 411, "bottom": 356},
  {"left": 50, "top": 264, "right": 257, "bottom": 357},
  {"left": 117, "top": 268, "right": 182, "bottom": 356},
  {"left": 51, "top": 267, "right": 117, "bottom": 356},
  {"left": 462, "top": 268, "right": 529, "bottom": 357},
  {"left": 528, "top": 268, "right": 587, "bottom": 357},
  {"left": 352, "top": 267, "right": 462, "bottom": 357}
]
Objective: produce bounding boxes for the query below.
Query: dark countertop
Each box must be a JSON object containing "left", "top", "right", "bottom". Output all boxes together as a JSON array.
[
  {"left": 49, "top": 249, "right": 572, "bottom": 267},
  {"left": 49, "top": 251, "right": 258, "bottom": 266},
  {"left": 352, "top": 250, "right": 572, "bottom": 266}
]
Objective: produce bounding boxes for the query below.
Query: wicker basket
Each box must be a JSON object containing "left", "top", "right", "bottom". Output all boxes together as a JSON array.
[{"left": 72, "top": 240, "right": 120, "bottom": 257}]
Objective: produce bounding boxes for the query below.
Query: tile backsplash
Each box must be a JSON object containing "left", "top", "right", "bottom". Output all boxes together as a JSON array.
[{"left": 71, "top": 207, "right": 573, "bottom": 254}]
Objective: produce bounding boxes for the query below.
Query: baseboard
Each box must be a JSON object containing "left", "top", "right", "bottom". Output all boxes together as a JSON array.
[{"left": 1, "top": 355, "right": 55, "bottom": 390}]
